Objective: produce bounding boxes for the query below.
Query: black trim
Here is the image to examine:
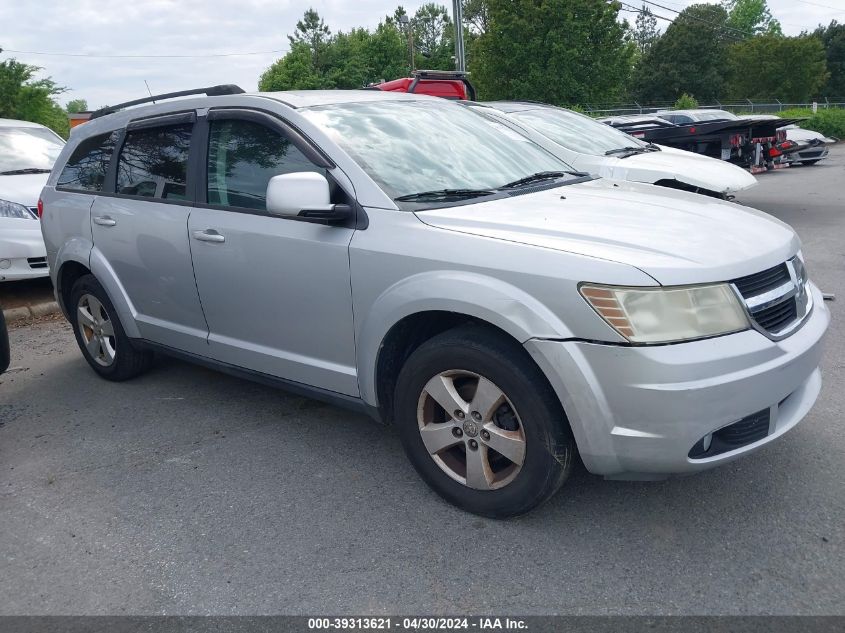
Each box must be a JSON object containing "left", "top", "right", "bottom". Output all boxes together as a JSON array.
[
  {"left": 136, "top": 339, "right": 382, "bottom": 423},
  {"left": 103, "top": 128, "right": 125, "bottom": 194},
  {"left": 90, "top": 84, "right": 244, "bottom": 119},
  {"left": 127, "top": 111, "right": 196, "bottom": 131},
  {"left": 206, "top": 107, "right": 334, "bottom": 169}
]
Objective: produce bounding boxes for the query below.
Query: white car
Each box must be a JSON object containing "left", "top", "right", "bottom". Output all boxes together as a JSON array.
[
  {"left": 0, "top": 119, "right": 65, "bottom": 281},
  {"left": 472, "top": 102, "right": 757, "bottom": 198}
]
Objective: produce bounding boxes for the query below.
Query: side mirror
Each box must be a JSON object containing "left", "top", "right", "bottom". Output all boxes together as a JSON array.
[{"left": 266, "top": 172, "right": 352, "bottom": 224}]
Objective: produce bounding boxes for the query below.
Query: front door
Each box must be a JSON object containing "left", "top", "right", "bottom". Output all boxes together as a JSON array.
[{"left": 187, "top": 112, "right": 359, "bottom": 396}]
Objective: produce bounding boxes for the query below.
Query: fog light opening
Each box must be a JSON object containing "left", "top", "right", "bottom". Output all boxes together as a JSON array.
[
  {"left": 0, "top": 259, "right": 11, "bottom": 270},
  {"left": 702, "top": 433, "right": 712, "bottom": 453}
]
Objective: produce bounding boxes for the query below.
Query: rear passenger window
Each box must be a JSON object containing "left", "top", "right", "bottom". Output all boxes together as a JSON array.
[
  {"left": 116, "top": 124, "right": 192, "bottom": 200},
  {"left": 56, "top": 132, "right": 117, "bottom": 192},
  {"left": 207, "top": 119, "right": 318, "bottom": 210}
]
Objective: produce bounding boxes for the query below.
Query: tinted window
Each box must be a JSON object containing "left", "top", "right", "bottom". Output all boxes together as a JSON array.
[
  {"left": 207, "top": 119, "right": 318, "bottom": 210},
  {"left": 56, "top": 132, "right": 117, "bottom": 191},
  {"left": 117, "top": 124, "right": 192, "bottom": 200}
]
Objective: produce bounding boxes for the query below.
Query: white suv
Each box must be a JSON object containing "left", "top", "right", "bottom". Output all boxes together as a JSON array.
[{"left": 40, "top": 86, "right": 829, "bottom": 516}]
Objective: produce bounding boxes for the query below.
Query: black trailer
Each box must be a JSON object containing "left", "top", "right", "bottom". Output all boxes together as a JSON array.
[{"left": 600, "top": 114, "right": 805, "bottom": 173}]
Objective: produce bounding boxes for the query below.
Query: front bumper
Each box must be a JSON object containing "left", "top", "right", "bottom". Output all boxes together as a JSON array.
[
  {"left": 0, "top": 256, "right": 49, "bottom": 281},
  {"left": 525, "top": 283, "right": 830, "bottom": 479}
]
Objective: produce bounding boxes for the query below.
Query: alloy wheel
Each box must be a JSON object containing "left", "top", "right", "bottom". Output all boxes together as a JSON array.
[
  {"left": 76, "top": 293, "right": 116, "bottom": 367},
  {"left": 416, "top": 370, "right": 526, "bottom": 490}
]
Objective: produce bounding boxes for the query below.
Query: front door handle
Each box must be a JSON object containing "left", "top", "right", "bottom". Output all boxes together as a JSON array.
[
  {"left": 192, "top": 229, "right": 225, "bottom": 243},
  {"left": 93, "top": 216, "right": 116, "bottom": 227}
]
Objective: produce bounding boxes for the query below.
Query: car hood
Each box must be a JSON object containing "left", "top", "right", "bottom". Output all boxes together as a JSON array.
[
  {"left": 414, "top": 178, "right": 798, "bottom": 286},
  {"left": 0, "top": 172, "right": 49, "bottom": 207},
  {"left": 603, "top": 145, "right": 757, "bottom": 194},
  {"left": 0, "top": 217, "right": 46, "bottom": 258}
]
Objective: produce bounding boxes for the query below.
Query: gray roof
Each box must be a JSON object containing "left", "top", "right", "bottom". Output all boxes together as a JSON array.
[{"left": 258, "top": 89, "right": 438, "bottom": 108}]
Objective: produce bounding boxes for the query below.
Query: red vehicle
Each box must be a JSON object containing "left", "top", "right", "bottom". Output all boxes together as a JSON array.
[{"left": 374, "top": 70, "right": 476, "bottom": 101}]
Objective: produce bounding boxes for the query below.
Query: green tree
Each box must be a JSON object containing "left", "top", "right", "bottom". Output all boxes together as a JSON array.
[
  {"left": 814, "top": 21, "right": 845, "bottom": 98},
  {"left": 726, "top": 35, "right": 829, "bottom": 101},
  {"left": 722, "top": 0, "right": 782, "bottom": 38},
  {"left": 674, "top": 93, "right": 699, "bottom": 109},
  {"left": 413, "top": 3, "right": 454, "bottom": 69},
  {"left": 634, "top": 4, "right": 659, "bottom": 55},
  {"left": 65, "top": 98, "right": 88, "bottom": 113},
  {"left": 259, "top": 42, "right": 323, "bottom": 91},
  {"left": 634, "top": 3, "right": 731, "bottom": 102},
  {"left": 288, "top": 8, "right": 331, "bottom": 71},
  {"left": 470, "top": 0, "right": 635, "bottom": 105},
  {"left": 0, "top": 56, "right": 69, "bottom": 137},
  {"left": 462, "top": 0, "right": 489, "bottom": 35}
]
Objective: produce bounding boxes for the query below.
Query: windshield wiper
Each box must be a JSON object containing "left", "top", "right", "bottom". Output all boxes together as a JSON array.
[
  {"left": 604, "top": 146, "right": 648, "bottom": 157},
  {"left": 498, "top": 171, "right": 574, "bottom": 190},
  {"left": 0, "top": 168, "right": 52, "bottom": 175},
  {"left": 395, "top": 188, "right": 497, "bottom": 202}
]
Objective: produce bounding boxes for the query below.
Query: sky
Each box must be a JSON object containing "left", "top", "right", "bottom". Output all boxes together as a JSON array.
[{"left": 2, "top": 0, "right": 844, "bottom": 109}]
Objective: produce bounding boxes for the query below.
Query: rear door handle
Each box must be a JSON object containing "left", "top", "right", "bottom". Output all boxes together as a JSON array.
[
  {"left": 93, "top": 216, "right": 116, "bottom": 227},
  {"left": 192, "top": 229, "right": 225, "bottom": 243}
]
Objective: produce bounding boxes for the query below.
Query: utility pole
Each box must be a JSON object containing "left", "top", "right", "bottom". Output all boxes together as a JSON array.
[{"left": 452, "top": 0, "right": 466, "bottom": 72}]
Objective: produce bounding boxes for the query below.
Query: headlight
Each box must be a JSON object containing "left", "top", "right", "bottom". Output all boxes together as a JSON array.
[
  {"left": 580, "top": 283, "right": 749, "bottom": 344},
  {"left": 0, "top": 199, "right": 36, "bottom": 220}
]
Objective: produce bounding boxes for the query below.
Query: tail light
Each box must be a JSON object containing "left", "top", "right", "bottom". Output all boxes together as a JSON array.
[
  {"left": 37, "top": 198, "right": 44, "bottom": 219},
  {"left": 768, "top": 147, "right": 782, "bottom": 158}
]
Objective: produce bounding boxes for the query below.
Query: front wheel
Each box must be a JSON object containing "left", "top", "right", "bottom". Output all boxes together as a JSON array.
[{"left": 394, "top": 325, "right": 575, "bottom": 518}]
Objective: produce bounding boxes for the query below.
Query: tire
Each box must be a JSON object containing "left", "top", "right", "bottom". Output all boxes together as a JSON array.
[
  {"left": 69, "top": 274, "right": 153, "bottom": 381},
  {"left": 393, "top": 324, "right": 575, "bottom": 518},
  {"left": 801, "top": 160, "right": 821, "bottom": 166}
]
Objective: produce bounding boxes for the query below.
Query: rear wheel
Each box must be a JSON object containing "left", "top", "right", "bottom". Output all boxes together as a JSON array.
[
  {"left": 69, "top": 275, "right": 153, "bottom": 381},
  {"left": 394, "top": 325, "right": 574, "bottom": 518}
]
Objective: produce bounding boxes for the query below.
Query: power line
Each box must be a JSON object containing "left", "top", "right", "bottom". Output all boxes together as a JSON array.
[
  {"left": 791, "top": 0, "right": 845, "bottom": 13},
  {"left": 619, "top": 2, "right": 745, "bottom": 41},
  {"left": 1, "top": 47, "right": 289, "bottom": 59},
  {"left": 639, "top": 0, "right": 757, "bottom": 38}
]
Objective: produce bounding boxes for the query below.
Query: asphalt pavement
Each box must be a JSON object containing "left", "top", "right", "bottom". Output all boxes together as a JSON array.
[{"left": 0, "top": 149, "right": 843, "bottom": 616}]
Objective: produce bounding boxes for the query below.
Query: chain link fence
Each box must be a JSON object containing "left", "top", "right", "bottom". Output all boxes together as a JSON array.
[{"left": 583, "top": 99, "right": 845, "bottom": 117}]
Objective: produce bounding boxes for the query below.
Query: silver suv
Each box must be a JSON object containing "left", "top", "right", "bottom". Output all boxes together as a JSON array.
[{"left": 41, "top": 86, "right": 829, "bottom": 517}]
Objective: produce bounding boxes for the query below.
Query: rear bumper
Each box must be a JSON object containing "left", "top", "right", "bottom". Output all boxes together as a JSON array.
[{"left": 525, "top": 283, "right": 830, "bottom": 479}]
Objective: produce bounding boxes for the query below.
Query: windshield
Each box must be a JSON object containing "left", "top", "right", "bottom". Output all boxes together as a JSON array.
[
  {"left": 0, "top": 126, "right": 64, "bottom": 173},
  {"left": 300, "top": 100, "right": 569, "bottom": 201},
  {"left": 506, "top": 107, "right": 648, "bottom": 156}
]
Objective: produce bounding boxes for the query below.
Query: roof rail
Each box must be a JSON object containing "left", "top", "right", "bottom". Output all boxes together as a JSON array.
[{"left": 90, "top": 84, "right": 245, "bottom": 120}]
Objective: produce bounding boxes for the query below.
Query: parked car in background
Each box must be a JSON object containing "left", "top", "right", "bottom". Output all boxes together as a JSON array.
[
  {"left": 471, "top": 102, "right": 756, "bottom": 198},
  {"left": 656, "top": 109, "right": 739, "bottom": 124},
  {"left": 42, "top": 86, "right": 829, "bottom": 517},
  {"left": 0, "top": 119, "right": 64, "bottom": 281}
]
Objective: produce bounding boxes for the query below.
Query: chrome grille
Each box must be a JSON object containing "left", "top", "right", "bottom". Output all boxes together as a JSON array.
[{"left": 731, "top": 258, "right": 810, "bottom": 339}]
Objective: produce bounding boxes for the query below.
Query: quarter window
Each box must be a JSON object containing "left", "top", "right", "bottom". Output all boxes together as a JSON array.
[
  {"left": 207, "top": 119, "right": 318, "bottom": 210},
  {"left": 56, "top": 132, "right": 117, "bottom": 192},
  {"left": 116, "top": 124, "right": 192, "bottom": 200}
]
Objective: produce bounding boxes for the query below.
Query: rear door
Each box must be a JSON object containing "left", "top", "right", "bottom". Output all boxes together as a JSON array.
[
  {"left": 89, "top": 113, "right": 209, "bottom": 354},
  {"left": 187, "top": 109, "right": 359, "bottom": 396}
]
